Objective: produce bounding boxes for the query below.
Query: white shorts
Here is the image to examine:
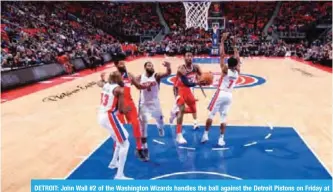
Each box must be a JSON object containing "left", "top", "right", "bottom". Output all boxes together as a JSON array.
[
  {"left": 207, "top": 90, "right": 232, "bottom": 123},
  {"left": 98, "top": 111, "right": 129, "bottom": 143},
  {"left": 139, "top": 101, "right": 163, "bottom": 122}
]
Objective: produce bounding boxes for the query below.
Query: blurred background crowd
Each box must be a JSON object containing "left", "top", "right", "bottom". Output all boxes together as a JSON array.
[{"left": 1, "top": 1, "right": 332, "bottom": 71}]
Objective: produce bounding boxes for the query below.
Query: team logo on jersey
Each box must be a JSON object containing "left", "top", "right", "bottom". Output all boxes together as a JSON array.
[{"left": 161, "top": 73, "right": 266, "bottom": 89}]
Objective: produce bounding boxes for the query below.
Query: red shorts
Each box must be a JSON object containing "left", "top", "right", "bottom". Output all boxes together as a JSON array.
[
  {"left": 176, "top": 91, "right": 197, "bottom": 113},
  {"left": 117, "top": 101, "right": 141, "bottom": 138}
]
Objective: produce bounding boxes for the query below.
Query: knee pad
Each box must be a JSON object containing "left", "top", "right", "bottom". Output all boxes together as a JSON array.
[{"left": 219, "top": 113, "right": 227, "bottom": 124}]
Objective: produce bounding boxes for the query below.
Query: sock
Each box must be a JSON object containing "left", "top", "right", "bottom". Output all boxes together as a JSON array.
[
  {"left": 204, "top": 130, "right": 209, "bottom": 135},
  {"left": 176, "top": 124, "right": 182, "bottom": 134},
  {"left": 220, "top": 134, "right": 224, "bottom": 139},
  {"left": 116, "top": 140, "right": 129, "bottom": 177},
  {"left": 193, "top": 119, "right": 197, "bottom": 125},
  {"left": 110, "top": 144, "right": 120, "bottom": 166},
  {"left": 141, "top": 137, "right": 148, "bottom": 149},
  {"left": 135, "top": 138, "right": 142, "bottom": 150}
]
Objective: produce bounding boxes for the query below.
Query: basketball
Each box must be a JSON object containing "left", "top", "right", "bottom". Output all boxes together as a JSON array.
[{"left": 200, "top": 72, "right": 214, "bottom": 85}]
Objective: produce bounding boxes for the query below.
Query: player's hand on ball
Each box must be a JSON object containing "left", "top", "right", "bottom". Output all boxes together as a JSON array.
[
  {"left": 198, "top": 79, "right": 209, "bottom": 86},
  {"left": 163, "top": 61, "right": 171, "bottom": 68}
]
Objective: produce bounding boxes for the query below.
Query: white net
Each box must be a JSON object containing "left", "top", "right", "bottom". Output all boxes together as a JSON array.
[{"left": 183, "top": 1, "right": 211, "bottom": 30}]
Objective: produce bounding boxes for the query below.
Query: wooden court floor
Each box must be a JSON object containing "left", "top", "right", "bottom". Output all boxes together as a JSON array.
[{"left": 1, "top": 56, "right": 332, "bottom": 192}]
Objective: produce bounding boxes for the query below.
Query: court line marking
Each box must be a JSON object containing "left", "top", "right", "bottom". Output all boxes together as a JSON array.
[
  {"left": 153, "top": 139, "right": 165, "bottom": 145},
  {"left": 212, "top": 147, "right": 229, "bottom": 151},
  {"left": 64, "top": 136, "right": 109, "bottom": 179},
  {"left": 267, "top": 123, "right": 274, "bottom": 130},
  {"left": 244, "top": 141, "right": 257, "bottom": 147},
  {"left": 265, "top": 149, "right": 273, "bottom": 152},
  {"left": 293, "top": 128, "right": 332, "bottom": 176},
  {"left": 264, "top": 133, "right": 272, "bottom": 139},
  {"left": 150, "top": 171, "right": 242, "bottom": 180},
  {"left": 178, "top": 146, "right": 195, "bottom": 150},
  {"left": 75, "top": 156, "right": 87, "bottom": 159},
  {"left": 65, "top": 125, "right": 329, "bottom": 179}
]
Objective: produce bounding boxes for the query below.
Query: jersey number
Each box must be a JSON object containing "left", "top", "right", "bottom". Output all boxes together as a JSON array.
[
  {"left": 100, "top": 93, "right": 109, "bottom": 106},
  {"left": 228, "top": 80, "right": 234, "bottom": 88}
]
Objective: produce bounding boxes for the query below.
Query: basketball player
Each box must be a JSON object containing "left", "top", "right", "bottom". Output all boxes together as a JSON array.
[
  {"left": 114, "top": 60, "right": 152, "bottom": 161},
  {"left": 137, "top": 61, "right": 172, "bottom": 159},
  {"left": 201, "top": 33, "right": 240, "bottom": 146},
  {"left": 173, "top": 64, "right": 208, "bottom": 144},
  {"left": 170, "top": 52, "right": 202, "bottom": 130},
  {"left": 97, "top": 71, "right": 132, "bottom": 180}
]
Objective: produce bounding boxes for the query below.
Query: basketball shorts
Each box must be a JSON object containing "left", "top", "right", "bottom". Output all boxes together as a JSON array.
[
  {"left": 139, "top": 100, "right": 163, "bottom": 122},
  {"left": 207, "top": 90, "right": 232, "bottom": 123},
  {"left": 176, "top": 91, "right": 197, "bottom": 113},
  {"left": 117, "top": 101, "right": 141, "bottom": 138},
  {"left": 98, "top": 111, "right": 129, "bottom": 144}
]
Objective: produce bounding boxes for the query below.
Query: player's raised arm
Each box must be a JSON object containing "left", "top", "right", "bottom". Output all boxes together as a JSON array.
[
  {"left": 232, "top": 36, "right": 241, "bottom": 73},
  {"left": 128, "top": 72, "right": 150, "bottom": 90},
  {"left": 155, "top": 61, "right": 172, "bottom": 81},
  {"left": 97, "top": 72, "right": 107, "bottom": 87},
  {"left": 220, "top": 33, "right": 229, "bottom": 73}
]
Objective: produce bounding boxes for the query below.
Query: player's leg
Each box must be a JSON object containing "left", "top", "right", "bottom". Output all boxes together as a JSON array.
[
  {"left": 139, "top": 104, "right": 150, "bottom": 160},
  {"left": 175, "top": 96, "right": 187, "bottom": 144},
  {"left": 191, "top": 88, "right": 199, "bottom": 130},
  {"left": 183, "top": 93, "right": 198, "bottom": 130},
  {"left": 103, "top": 112, "right": 132, "bottom": 180},
  {"left": 192, "top": 113, "right": 199, "bottom": 130},
  {"left": 201, "top": 91, "right": 221, "bottom": 143},
  {"left": 217, "top": 96, "right": 232, "bottom": 146},
  {"left": 126, "top": 102, "right": 147, "bottom": 161},
  {"left": 108, "top": 140, "right": 120, "bottom": 169},
  {"left": 152, "top": 105, "right": 165, "bottom": 137},
  {"left": 169, "top": 97, "right": 180, "bottom": 124}
]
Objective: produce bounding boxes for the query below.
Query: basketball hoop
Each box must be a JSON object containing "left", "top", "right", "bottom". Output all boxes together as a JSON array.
[{"left": 183, "top": 1, "right": 211, "bottom": 30}]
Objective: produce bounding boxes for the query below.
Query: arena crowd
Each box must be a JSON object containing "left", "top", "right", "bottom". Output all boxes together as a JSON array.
[{"left": 1, "top": 1, "right": 332, "bottom": 71}]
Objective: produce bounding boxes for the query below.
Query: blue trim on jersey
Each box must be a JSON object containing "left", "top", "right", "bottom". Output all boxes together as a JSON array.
[
  {"left": 207, "top": 90, "right": 219, "bottom": 110},
  {"left": 111, "top": 111, "right": 126, "bottom": 140}
]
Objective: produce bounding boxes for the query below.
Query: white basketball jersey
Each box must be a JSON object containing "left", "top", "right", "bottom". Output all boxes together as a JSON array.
[
  {"left": 219, "top": 69, "right": 239, "bottom": 92},
  {"left": 99, "top": 83, "right": 119, "bottom": 113},
  {"left": 139, "top": 73, "right": 159, "bottom": 104}
]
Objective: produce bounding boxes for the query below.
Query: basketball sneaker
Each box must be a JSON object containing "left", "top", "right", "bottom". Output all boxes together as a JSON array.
[
  {"left": 218, "top": 137, "right": 226, "bottom": 146},
  {"left": 176, "top": 133, "right": 187, "bottom": 144},
  {"left": 114, "top": 175, "right": 134, "bottom": 180},
  {"left": 135, "top": 149, "right": 148, "bottom": 162},
  {"left": 193, "top": 123, "right": 199, "bottom": 130},
  {"left": 201, "top": 131, "right": 209, "bottom": 143},
  {"left": 143, "top": 148, "right": 150, "bottom": 161}
]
